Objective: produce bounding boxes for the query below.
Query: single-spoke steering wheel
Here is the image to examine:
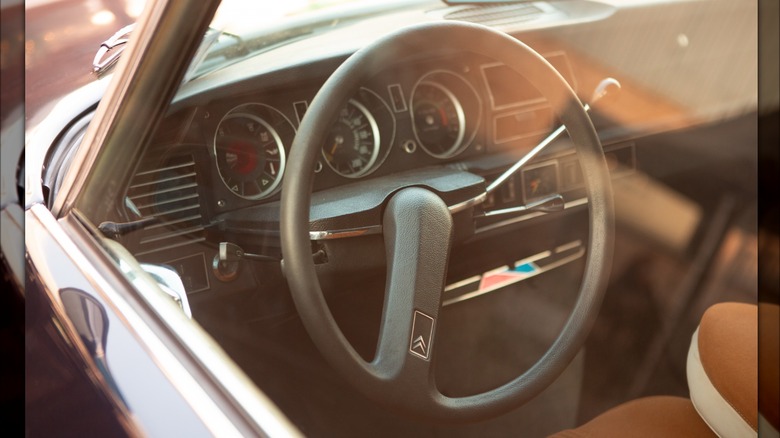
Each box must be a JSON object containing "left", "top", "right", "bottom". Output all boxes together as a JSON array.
[{"left": 281, "top": 21, "right": 613, "bottom": 421}]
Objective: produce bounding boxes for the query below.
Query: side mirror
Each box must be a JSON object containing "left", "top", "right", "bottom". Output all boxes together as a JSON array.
[{"left": 60, "top": 288, "right": 110, "bottom": 358}]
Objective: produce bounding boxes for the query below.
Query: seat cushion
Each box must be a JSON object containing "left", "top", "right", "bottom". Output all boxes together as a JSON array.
[
  {"left": 688, "top": 302, "right": 758, "bottom": 437},
  {"left": 550, "top": 396, "right": 715, "bottom": 438}
]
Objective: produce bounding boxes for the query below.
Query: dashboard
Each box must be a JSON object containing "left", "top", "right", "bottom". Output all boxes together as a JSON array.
[{"left": 121, "top": 45, "right": 635, "bottom": 299}]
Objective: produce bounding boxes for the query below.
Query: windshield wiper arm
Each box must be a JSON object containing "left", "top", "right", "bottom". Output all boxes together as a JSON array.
[{"left": 93, "top": 24, "right": 136, "bottom": 75}]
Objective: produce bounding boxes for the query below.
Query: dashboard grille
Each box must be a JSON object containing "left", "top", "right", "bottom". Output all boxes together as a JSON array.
[
  {"left": 442, "top": 3, "right": 544, "bottom": 28},
  {"left": 125, "top": 154, "right": 206, "bottom": 258}
]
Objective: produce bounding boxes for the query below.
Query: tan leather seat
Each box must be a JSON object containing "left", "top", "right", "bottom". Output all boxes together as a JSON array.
[
  {"left": 551, "top": 396, "right": 715, "bottom": 438},
  {"left": 552, "top": 302, "right": 772, "bottom": 438},
  {"left": 687, "top": 302, "right": 757, "bottom": 437}
]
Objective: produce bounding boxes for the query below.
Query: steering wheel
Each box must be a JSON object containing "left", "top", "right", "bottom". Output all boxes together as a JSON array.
[{"left": 281, "top": 21, "right": 613, "bottom": 421}]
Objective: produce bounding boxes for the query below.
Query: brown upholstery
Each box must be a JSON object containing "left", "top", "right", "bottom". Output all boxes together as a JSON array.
[
  {"left": 759, "top": 303, "right": 780, "bottom": 430},
  {"left": 550, "top": 396, "right": 716, "bottom": 438},
  {"left": 697, "top": 302, "right": 758, "bottom": 431}
]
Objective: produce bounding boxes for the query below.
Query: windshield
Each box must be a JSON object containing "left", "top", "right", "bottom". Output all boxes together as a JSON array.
[{"left": 189, "top": 0, "right": 429, "bottom": 80}]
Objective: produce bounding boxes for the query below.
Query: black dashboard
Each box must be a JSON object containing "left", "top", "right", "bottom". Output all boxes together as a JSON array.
[{"left": 120, "top": 46, "right": 638, "bottom": 299}]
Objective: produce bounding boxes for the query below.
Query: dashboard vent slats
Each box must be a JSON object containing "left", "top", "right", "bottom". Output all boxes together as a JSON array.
[
  {"left": 125, "top": 155, "right": 205, "bottom": 258},
  {"left": 441, "top": 3, "right": 544, "bottom": 28}
]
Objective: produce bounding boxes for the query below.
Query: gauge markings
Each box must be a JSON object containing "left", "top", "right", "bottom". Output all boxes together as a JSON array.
[
  {"left": 411, "top": 80, "right": 467, "bottom": 159},
  {"left": 214, "top": 108, "right": 289, "bottom": 200},
  {"left": 321, "top": 99, "right": 381, "bottom": 178}
]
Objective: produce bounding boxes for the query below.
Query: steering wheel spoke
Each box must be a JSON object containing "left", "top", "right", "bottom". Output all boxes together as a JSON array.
[{"left": 371, "top": 188, "right": 452, "bottom": 387}]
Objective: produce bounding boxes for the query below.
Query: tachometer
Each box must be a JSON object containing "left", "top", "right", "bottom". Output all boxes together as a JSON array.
[
  {"left": 411, "top": 81, "right": 466, "bottom": 158},
  {"left": 321, "top": 99, "right": 381, "bottom": 178},
  {"left": 214, "top": 105, "right": 290, "bottom": 200}
]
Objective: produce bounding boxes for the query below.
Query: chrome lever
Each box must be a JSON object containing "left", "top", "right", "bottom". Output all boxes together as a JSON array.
[
  {"left": 219, "top": 242, "right": 279, "bottom": 263},
  {"left": 485, "top": 78, "right": 621, "bottom": 195},
  {"left": 482, "top": 194, "right": 565, "bottom": 218}
]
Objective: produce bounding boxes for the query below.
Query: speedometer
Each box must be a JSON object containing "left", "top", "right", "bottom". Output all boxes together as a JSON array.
[
  {"left": 411, "top": 81, "right": 466, "bottom": 158},
  {"left": 321, "top": 99, "right": 381, "bottom": 178}
]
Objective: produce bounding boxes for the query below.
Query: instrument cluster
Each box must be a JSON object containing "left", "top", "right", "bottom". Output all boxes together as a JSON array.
[
  {"left": 205, "top": 64, "right": 485, "bottom": 206},
  {"left": 196, "top": 50, "right": 573, "bottom": 211}
]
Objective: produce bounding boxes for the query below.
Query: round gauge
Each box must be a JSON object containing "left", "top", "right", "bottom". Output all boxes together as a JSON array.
[
  {"left": 411, "top": 81, "right": 466, "bottom": 159},
  {"left": 214, "top": 112, "right": 286, "bottom": 200},
  {"left": 321, "top": 99, "right": 381, "bottom": 178}
]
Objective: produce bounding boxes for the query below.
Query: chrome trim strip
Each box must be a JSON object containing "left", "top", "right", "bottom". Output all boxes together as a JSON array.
[
  {"left": 448, "top": 192, "right": 487, "bottom": 214},
  {"left": 555, "top": 240, "right": 583, "bottom": 253},
  {"left": 443, "top": 274, "right": 482, "bottom": 292},
  {"left": 442, "top": 242, "right": 585, "bottom": 306},
  {"left": 306, "top": 186, "right": 582, "bottom": 243},
  {"left": 308, "top": 192, "right": 488, "bottom": 240},
  {"left": 482, "top": 193, "right": 563, "bottom": 217},
  {"left": 309, "top": 225, "right": 382, "bottom": 241},
  {"left": 475, "top": 197, "right": 588, "bottom": 235},
  {"left": 513, "top": 250, "right": 554, "bottom": 265}
]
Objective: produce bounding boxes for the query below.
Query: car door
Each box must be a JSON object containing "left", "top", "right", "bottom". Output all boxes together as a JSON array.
[{"left": 24, "top": 0, "right": 299, "bottom": 435}]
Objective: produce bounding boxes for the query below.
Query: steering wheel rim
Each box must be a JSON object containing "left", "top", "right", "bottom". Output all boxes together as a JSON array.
[{"left": 281, "top": 21, "right": 614, "bottom": 421}]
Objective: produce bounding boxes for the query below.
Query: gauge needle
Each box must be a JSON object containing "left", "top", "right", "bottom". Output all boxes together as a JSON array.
[
  {"left": 438, "top": 107, "right": 448, "bottom": 126},
  {"left": 330, "top": 134, "right": 345, "bottom": 156}
]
